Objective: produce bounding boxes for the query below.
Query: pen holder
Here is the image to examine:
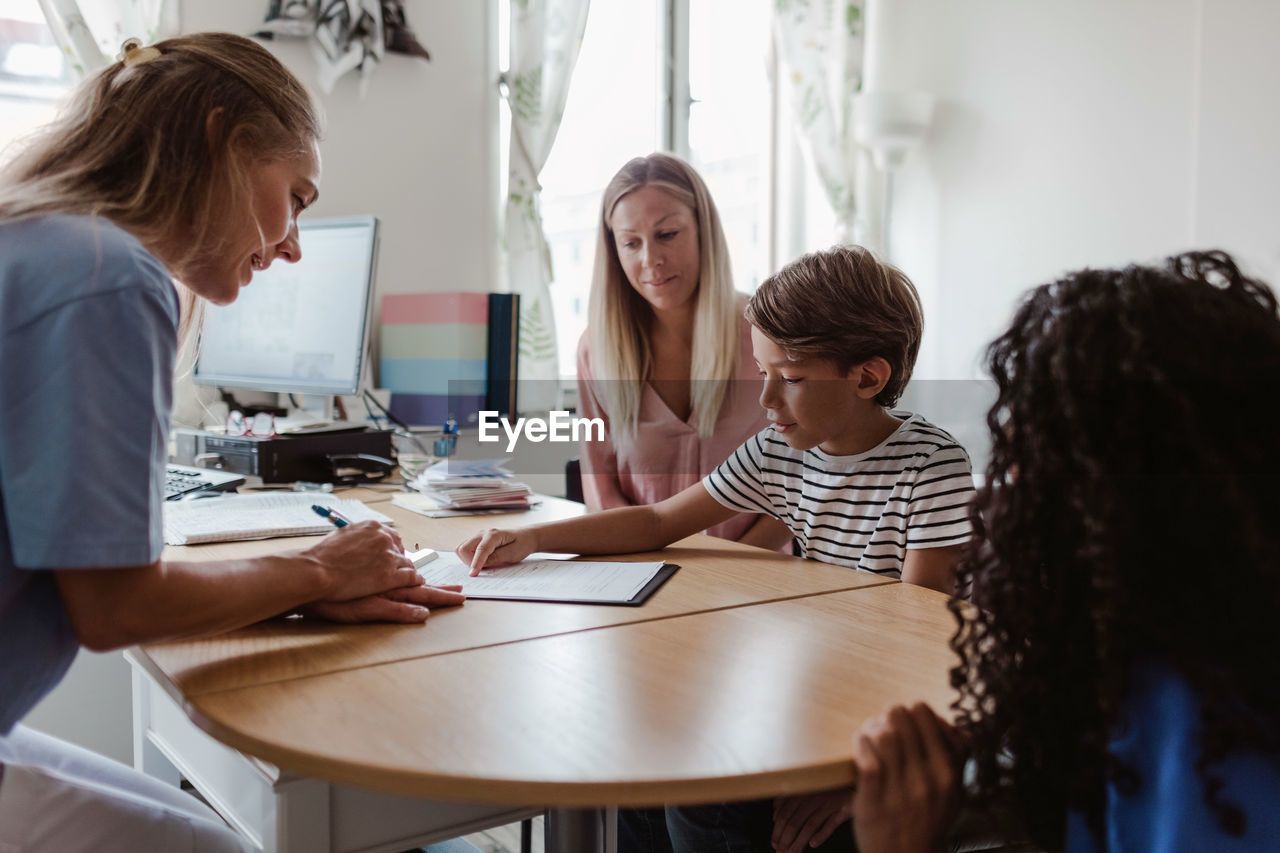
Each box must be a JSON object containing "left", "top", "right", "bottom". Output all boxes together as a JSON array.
[{"left": 432, "top": 436, "right": 456, "bottom": 457}]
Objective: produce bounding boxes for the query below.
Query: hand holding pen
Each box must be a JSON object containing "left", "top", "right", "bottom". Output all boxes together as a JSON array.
[
  {"left": 303, "top": 504, "right": 463, "bottom": 620},
  {"left": 312, "top": 504, "right": 438, "bottom": 568},
  {"left": 298, "top": 510, "right": 418, "bottom": 601}
]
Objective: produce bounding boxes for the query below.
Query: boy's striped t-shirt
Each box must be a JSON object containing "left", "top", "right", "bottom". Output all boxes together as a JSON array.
[{"left": 702, "top": 412, "right": 975, "bottom": 577}]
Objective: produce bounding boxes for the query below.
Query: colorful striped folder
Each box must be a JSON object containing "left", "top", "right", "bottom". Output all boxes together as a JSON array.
[{"left": 379, "top": 292, "right": 519, "bottom": 427}]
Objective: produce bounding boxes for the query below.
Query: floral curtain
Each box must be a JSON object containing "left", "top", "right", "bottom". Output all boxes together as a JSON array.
[
  {"left": 38, "top": 0, "right": 177, "bottom": 76},
  {"left": 773, "top": 0, "right": 865, "bottom": 244},
  {"left": 503, "top": 0, "right": 590, "bottom": 410}
]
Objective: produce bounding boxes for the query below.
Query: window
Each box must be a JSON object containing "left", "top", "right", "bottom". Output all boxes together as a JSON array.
[
  {"left": 538, "top": 0, "right": 663, "bottom": 376},
  {"left": 503, "top": 0, "right": 837, "bottom": 378},
  {"left": 0, "top": 4, "right": 72, "bottom": 168},
  {"left": 538, "top": 0, "right": 775, "bottom": 377},
  {"left": 686, "top": 0, "right": 773, "bottom": 292}
]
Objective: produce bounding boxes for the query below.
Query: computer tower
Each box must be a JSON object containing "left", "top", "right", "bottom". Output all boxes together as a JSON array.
[{"left": 172, "top": 428, "right": 394, "bottom": 484}]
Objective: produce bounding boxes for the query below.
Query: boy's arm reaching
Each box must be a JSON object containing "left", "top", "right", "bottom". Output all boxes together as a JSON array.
[
  {"left": 737, "top": 514, "right": 795, "bottom": 552},
  {"left": 458, "top": 482, "right": 739, "bottom": 574},
  {"left": 901, "top": 544, "right": 965, "bottom": 594}
]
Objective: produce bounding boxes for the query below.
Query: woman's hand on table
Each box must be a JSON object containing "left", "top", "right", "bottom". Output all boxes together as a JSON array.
[
  {"left": 772, "top": 786, "right": 852, "bottom": 852},
  {"left": 456, "top": 527, "right": 538, "bottom": 575},
  {"left": 300, "top": 520, "right": 422, "bottom": 601},
  {"left": 850, "top": 703, "right": 963, "bottom": 853},
  {"left": 301, "top": 584, "right": 465, "bottom": 623}
]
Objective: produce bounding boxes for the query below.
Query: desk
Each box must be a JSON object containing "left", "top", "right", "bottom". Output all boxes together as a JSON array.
[{"left": 130, "top": 491, "right": 957, "bottom": 852}]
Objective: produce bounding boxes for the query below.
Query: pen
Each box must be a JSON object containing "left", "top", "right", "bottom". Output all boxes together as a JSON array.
[{"left": 311, "top": 504, "right": 350, "bottom": 528}]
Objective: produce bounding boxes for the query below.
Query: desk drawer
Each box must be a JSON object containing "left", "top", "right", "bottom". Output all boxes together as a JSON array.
[{"left": 131, "top": 660, "right": 539, "bottom": 853}]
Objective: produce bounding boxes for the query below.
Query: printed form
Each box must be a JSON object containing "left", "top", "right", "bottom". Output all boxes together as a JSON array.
[{"left": 418, "top": 551, "right": 669, "bottom": 604}]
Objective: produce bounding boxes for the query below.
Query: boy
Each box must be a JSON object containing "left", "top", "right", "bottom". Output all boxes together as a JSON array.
[
  {"left": 459, "top": 245, "right": 975, "bottom": 853},
  {"left": 461, "top": 245, "right": 974, "bottom": 593}
]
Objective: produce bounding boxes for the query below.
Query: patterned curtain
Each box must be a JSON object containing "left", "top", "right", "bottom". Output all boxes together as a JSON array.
[
  {"left": 38, "top": 0, "right": 177, "bottom": 76},
  {"left": 503, "top": 0, "right": 590, "bottom": 411},
  {"left": 773, "top": 0, "right": 865, "bottom": 244}
]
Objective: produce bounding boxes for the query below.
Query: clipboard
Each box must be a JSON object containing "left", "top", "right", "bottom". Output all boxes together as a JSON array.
[
  {"left": 416, "top": 553, "right": 680, "bottom": 606},
  {"left": 465, "top": 563, "right": 680, "bottom": 606}
]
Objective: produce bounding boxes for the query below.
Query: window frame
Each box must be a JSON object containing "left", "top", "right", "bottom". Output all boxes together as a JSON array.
[{"left": 501, "top": 0, "right": 812, "bottom": 386}]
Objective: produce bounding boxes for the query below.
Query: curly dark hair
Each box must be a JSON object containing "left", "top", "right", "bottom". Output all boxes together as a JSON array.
[{"left": 948, "top": 250, "right": 1280, "bottom": 848}]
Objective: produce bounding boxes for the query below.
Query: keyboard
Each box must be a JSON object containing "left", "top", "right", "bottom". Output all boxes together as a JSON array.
[{"left": 164, "top": 464, "right": 246, "bottom": 501}]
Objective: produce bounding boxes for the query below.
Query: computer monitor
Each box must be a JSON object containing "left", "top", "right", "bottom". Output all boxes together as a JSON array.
[{"left": 194, "top": 215, "right": 379, "bottom": 416}]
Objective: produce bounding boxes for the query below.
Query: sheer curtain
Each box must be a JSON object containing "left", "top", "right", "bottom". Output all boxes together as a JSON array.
[
  {"left": 38, "top": 0, "right": 177, "bottom": 75},
  {"left": 773, "top": 0, "right": 865, "bottom": 245},
  {"left": 503, "top": 0, "right": 590, "bottom": 410}
]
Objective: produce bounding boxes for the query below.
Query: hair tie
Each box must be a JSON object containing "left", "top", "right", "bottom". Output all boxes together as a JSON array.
[{"left": 117, "top": 38, "right": 162, "bottom": 67}]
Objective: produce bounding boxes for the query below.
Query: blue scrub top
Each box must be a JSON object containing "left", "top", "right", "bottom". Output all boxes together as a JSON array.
[{"left": 0, "top": 214, "right": 177, "bottom": 733}]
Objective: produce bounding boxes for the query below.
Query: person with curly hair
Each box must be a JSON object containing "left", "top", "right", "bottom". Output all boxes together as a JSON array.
[{"left": 848, "top": 250, "right": 1280, "bottom": 852}]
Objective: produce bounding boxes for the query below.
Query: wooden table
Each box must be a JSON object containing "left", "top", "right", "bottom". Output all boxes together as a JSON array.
[{"left": 130, "top": 490, "right": 959, "bottom": 852}]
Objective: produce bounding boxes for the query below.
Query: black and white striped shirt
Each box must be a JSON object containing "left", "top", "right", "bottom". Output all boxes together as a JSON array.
[{"left": 702, "top": 412, "right": 975, "bottom": 577}]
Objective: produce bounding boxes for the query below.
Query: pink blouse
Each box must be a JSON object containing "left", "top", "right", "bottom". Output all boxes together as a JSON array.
[{"left": 575, "top": 314, "right": 769, "bottom": 542}]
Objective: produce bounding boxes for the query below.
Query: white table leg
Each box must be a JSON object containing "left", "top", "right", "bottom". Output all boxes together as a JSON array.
[{"left": 131, "top": 666, "right": 181, "bottom": 787}]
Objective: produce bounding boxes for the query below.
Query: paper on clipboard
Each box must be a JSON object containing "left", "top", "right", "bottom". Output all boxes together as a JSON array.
[{"left": 417, "top": 551, "right": 675, "bottom": 605}]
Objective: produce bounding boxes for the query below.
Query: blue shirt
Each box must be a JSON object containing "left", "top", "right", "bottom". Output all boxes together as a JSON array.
[
  {"left": 0, "top": 214, "right": 177, "bottom": 733},
  {"left": 1066, "top": 661, "right": 1280, "bottom": 852}
]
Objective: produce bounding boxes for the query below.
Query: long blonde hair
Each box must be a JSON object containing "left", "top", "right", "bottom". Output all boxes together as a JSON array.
[
  {"left": 586, "top": 153, "right": 739, "bottom": 439},
  {"left": 0, "top": 32, "right": 321, "bottom": 343}
]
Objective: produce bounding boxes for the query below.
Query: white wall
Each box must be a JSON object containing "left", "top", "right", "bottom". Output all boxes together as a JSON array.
[
  {"left": 29, "top": 0, "right": 501, "bottom": 765},
  {"left": 182, "top": 0, "right": 501, "bottom": 297},
  {"left": 1193, "top": 1, "right": 1280, "bottom": 279},
  {"left": 877, "top": 0, "right": 1280, "bottom": 381},
  {"left": 24, "top": 650, "right": 134, "bottom": 763}
]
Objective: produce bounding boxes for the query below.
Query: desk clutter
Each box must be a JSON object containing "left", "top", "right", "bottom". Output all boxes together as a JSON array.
[
  {"left": 162, "top": 493, "right": 391, "bottom": 545},
  {"left": 400, "top": 458, "right": 535, "bottom": 515}
]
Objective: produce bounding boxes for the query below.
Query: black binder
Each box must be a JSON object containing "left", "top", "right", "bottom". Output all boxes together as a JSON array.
[{"left": 485, "top": 292, "right": 520, "bottom": 418}]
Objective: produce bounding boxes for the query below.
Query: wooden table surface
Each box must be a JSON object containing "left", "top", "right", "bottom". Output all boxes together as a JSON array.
[
  {"left": 140, "top": 491, "right": 958, "bottom": 810},
  {"left": 146, "top": 492, "right": 886, "bottom": 697}
]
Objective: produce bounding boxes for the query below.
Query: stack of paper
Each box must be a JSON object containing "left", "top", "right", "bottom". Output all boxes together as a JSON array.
[
  {"left": 406, "top": 459, "right": 534, "bottom": 511},
  {"left": 392, "top": 492, "right": 534, "bottom": 519}
]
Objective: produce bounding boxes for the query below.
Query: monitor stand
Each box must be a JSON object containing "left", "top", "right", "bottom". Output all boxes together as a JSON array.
[{"left": 274, "top": 394, "right": 367, "bottom": 435}]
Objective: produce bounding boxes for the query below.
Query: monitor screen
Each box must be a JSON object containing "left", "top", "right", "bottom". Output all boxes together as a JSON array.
[{"left": 194, "top": 216, "right": 379, "bottom": 397}]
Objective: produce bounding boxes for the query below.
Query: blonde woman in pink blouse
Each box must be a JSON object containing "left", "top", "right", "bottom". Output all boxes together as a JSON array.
[{"left": 576, "top": 153, "right": 792, "bottom": 549}]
